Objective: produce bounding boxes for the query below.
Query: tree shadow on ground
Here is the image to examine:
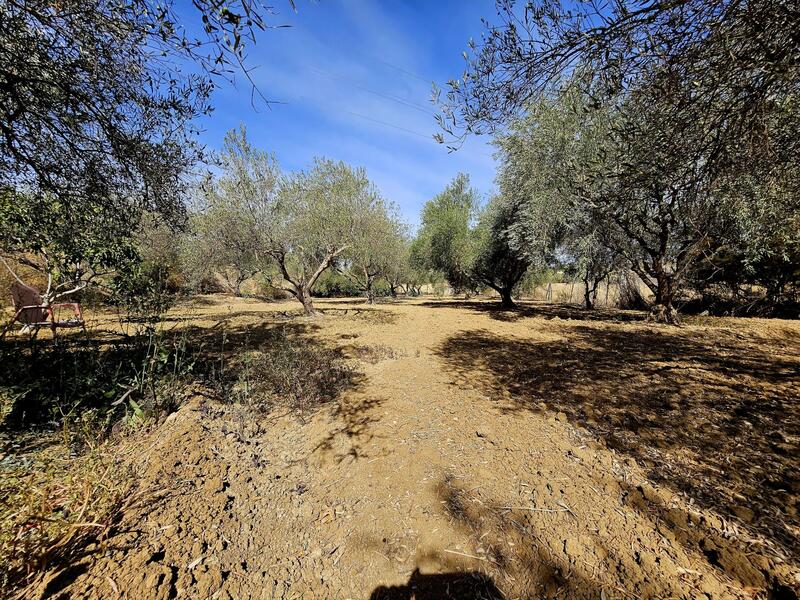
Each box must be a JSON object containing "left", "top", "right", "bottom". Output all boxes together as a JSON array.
[
  {"left": 426, "top": 472, "right": 612, "bottom": 599},
  {"left": 310, "top": 395, "right": 386, "bottom": 464},
  {"left": 369, "top": 569, "right": 504, "bottom": 599},
  {"left": 430, "top": 469, "right": 800, "bottom": 598},
  {"left": 418, "top": 300, "right": 644, "bottom": 323},
  {"left": 433, "top": 325, "right": 800, "bottom": 559},
  {"left": 1, "top": 311, "right": 387, "bottom": 596}
]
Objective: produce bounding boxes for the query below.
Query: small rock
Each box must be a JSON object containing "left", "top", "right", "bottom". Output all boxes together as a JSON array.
[
  {"left": 204, "top": 475, "right": 225, "bottom": 493},
  {"left": 555, "top": 412, "right": 568, "bottom": 423}
]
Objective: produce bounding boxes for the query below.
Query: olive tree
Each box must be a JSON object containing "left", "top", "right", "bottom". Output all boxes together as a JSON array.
[
  {"left": 494, "top": 90, "right": 622, "bottom": 311},
  {"left": 1, "top": 0, "right": 292, "bottom": 304},
  {"left": 438, "top": 0, "right": 799, "bottom": 180},
  {"left": 188, "top": 128, "right": 282, "bottom": 295},
  {"left": 1, "top": 0, "right": 287, "bottom": 225},
  {"left": 415, "top": 174, "right": 479, "bottom": 294},
  {"left": 416, "top": 174, "right": 531, "bottom": 307},
  {"left": 439, "top": 0, "right": 800, "bottom": 321},
  {"left": 407, "top": 236, "right": 441, "bottom": 296},
  {"left": 188, "top": 208, "right": 263, "bottom": 297},
  {"left": 471, "top": 195, "right": 531, "bottom": 308},
  {"left": 340, "top": 205, "right": 407, "bottom": 303},
  {"left": 192, "top": 130, "right": 385, "bottom": 315},
  {"left": 271, "top": 160, "right": 384, "bottom": 315},
  {"left": 384, "top": 237, "right": 421, "bottom": 297}
]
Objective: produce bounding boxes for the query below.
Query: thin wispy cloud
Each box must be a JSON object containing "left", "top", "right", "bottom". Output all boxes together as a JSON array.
[{"left": 197, "top": 0, "right": 498, "bottom": 228}]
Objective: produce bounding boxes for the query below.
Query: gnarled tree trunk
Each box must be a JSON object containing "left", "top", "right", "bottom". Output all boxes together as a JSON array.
[
  {"left": 273, "top": 246, "right": 346, "bottom": 317},
  {"left": 583, "top": 278, "right": 594, "bottom": 310},
  {"left": 648, "top": 270, "right": 680, "bottom": 324},
  {"left": 499, "top": 287, "right": 515, "bottom": 309},
  {"left": 296, "top": 286, "right": 319, "bottom": 316},
  {"left": 365, "top": 278, "right": 375, "bottom": 304}
]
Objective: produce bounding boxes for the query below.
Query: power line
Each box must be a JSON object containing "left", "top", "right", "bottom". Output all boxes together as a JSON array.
[
  {"left": 306, "top": 65, "right": 436, "bottom": 116},
  {"left": 294, "top": 24, "right": 436, "bottom": 85},
  {"left": 373, "top": 57, "right": 433, "bottom": 85},
  {"left": 284, "top": 91, "right": 436, "bottom": 140},
  {"left": 339, "top": 108, "right": 434, "bottom": 139}
]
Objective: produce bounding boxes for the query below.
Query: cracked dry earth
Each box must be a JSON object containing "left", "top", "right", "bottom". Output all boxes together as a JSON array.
[{"left": 28, "top": 297, "right": 800, "bottom": 599}]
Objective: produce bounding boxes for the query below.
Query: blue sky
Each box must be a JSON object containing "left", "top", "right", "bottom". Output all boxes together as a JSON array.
[{"left": 194, "top": 0, "right": 499, "bottom": 228}]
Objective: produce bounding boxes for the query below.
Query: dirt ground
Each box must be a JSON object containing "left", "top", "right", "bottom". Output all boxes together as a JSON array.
[{"left": 24, "top": 296, "right": 800, "bottom": 599}]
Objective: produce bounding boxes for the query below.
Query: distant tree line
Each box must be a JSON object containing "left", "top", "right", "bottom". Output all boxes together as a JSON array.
[{"left": 1, "top": 0, "right": 797, "bottom": 324}]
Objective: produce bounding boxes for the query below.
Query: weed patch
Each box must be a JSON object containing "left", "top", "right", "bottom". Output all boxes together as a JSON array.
[
  {"left": 350, "top": 344, "right": 402, "bottom": 364},
  {"left": 0, "top": 436, "right": 136, "bottom": 594},
  {"left": 232, "top": 329, "right": 359, "bottom": 416}
]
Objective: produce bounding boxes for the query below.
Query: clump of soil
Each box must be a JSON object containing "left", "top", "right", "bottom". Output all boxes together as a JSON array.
[{"left": 16, "top": 296, "right": 800, "bottom": 599}]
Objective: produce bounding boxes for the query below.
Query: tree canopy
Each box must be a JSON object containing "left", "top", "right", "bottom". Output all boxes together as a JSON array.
[
  {"left": 0, "top": 0, "right": 289, "bottom": 300},
  {"left": 415, "top": 174, "right": 530, "bottom": 307},
  {"left": 435, "top": 0, "right": 800, "bottom": 321}
]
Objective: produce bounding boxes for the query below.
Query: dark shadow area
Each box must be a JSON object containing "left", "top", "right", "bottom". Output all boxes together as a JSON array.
[
  {"left": 0, "top": 314, "right": 377, "bottom": 595},
  {"left": 429, "top": 472, "right": 608, "bottom": 599},
  {"left": 369, "top": 569, "right": 504, "bottom": 600},
  {"left": 0, "top": 319, "right": 322, "bottom": 432},
  {"left": 318, "top": 306, "right": 400, "bottom": 325},
  {"left": 429, "top": 470, "right": 800, "bottom": 598},
  {"left": 418, "top": 300, "right": 645, "bottom": 323},
  {"left": 310, "top": 395, "right": 386, "bottom": 463},
  {"left": 0, "top": 336, "right": 178, "bottom": 431},
  {"left": 434, "top": 326, "right": 800, "bottom": 558}
]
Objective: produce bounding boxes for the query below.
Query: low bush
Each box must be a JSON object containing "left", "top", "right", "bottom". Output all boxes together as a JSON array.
[
  {"left": 233, "top": 329, "right": 357, "bottom": 416},
  {"left": 0, "top": 332, "right": 194, "bottom": 437}
]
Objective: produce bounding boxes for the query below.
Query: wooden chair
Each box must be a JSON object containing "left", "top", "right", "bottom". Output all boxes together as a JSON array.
[{"left": 1, "top": 282, "right": 86, "bottom": 340}]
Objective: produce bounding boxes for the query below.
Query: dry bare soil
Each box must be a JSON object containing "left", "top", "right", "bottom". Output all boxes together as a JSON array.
[{"left": 27, "top": 297, "right": 800, "bottom": 599}]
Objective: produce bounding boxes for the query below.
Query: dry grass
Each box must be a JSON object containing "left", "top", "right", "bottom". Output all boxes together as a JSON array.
[
  {"left": 227, "top": 328, "right": 362, "bottom": 417},
  {"left": 0, "top": 435, "right": 137, "bottom": 594},
  {"left": 349, "top": 344, "right": 402, "bottom": 364}
]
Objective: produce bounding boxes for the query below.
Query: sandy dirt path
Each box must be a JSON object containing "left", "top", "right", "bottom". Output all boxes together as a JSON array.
[{"left": 29, "top": 297, "right": 800, "bottom": 599}]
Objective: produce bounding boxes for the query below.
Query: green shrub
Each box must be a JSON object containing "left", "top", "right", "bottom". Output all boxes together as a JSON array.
[{"left": 312, "top": 270, "right": 361, "bottom": 297}]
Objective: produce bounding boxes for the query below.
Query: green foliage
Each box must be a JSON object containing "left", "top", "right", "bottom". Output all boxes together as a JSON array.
[
  {"left": 471, "top": 195, "right": 532, "bottom": 306},
  {"left": 340, "top": 201, "right": 407, "bottom": 302},
  {"left": 440, "top": 0, "right": 800, "bottom": 179},
  {"left": 313, "top": 270, "right": 362, "bottom": 298},
  {"left": 416, "top": 174, "right": 530, "bottom": 305},
  {"left": 186, "top": 127, "right": 280, "bottom": 295},
  {"left": 439, "top": 0, "right": 800, "bottom": 320},
  {"left": 408, "top": 236, "right": 442, "bottom": 293},
  {"left": 0, "top": 331, "right": 193, "bottom": 436},
  {"left": 415, "top": 174, "right": 479, "bottom": 293},
  {"left": 0, "top": 189, "right": 140, "bottom": 301},
  {"left": 278, "top": 158, "right": 383, "bottom": 287},
  {"left": 201, "top": 129, "right": 391, "bottom": 314},
  {"left": 1, "top": 0, "right": 283, "bottom": 229},
  {"left": 1, "top": 0, "right": 289, "bottom": 310}
]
